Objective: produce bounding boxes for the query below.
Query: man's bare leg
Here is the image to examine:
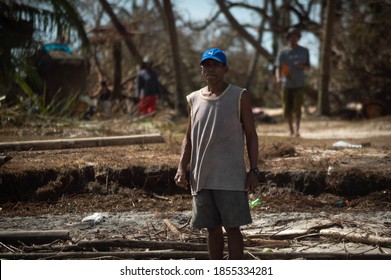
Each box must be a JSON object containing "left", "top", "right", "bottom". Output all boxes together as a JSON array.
[
  {"left": 287, "top": 116, "right": 294, "bottom": 136},
  {"left": 207, "top": 227, "right": 224, "bottom": 259},
  {"left": 295, "top": 116, "right": 301, "bottom": 137},
  {"left": 225, "top": 227, "right": 244, "bottom": 260}
]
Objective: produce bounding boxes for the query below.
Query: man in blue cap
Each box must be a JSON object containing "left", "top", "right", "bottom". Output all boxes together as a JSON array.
[{"left": 174, "top": 48, "right": 259, "bottom": 259}]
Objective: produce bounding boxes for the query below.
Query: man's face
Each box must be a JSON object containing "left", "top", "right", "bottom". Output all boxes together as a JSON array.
[
  {"left": 288, "top": 33, "right": 300, "bottom": 45},
  {"left": 200, "top": 59, "right": 227, "bottom": 83}
]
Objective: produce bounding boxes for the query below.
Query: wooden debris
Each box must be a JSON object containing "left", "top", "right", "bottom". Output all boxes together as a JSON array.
[
  {"left": 247, "top": 222, "right": 345, "bottom": 240},
  {"left": 244, "top": 238, "right": 290, "bottom": 248},
  {"left": 0, "top": 230, "right": 70, "bottom": 244},
  {"left": 77, "top": 239, "right": 206, "bottom": 251},
  {"left": 247, "top": 230, "right": 309, "bottom": 240},
  {"left": 151, "top": 193, "right": 171, "bottom": 201},
  {"left": 0, "top": 219, "right": 390, "bottom": 260},
  {"left": 0, "top": 250, "right": 389, "bottom": 260},
  {"left": 164, "top": 219, "right": 183, "bottom": 241},
  {"left": 320, "top": 229, "right": 391, "bottom": 247}
]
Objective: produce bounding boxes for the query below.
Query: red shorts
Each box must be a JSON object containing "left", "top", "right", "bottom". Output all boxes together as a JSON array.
[{"left": 139, "top": 96, "right": 157, "bottom": 115}]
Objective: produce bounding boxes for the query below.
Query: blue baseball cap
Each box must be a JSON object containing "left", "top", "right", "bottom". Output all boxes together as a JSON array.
[{"left": 200, "top": 48, "right": 227, "bottom": 65}]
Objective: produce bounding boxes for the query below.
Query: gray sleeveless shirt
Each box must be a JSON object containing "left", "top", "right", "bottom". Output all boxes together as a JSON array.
[{"left": 186, "top": 84, "right": 247, "bottom": 195}]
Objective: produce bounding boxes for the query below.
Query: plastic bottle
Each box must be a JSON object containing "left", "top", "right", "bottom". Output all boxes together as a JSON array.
[{"left": 249, "top": 198, "right": 261, "bottom": 209}]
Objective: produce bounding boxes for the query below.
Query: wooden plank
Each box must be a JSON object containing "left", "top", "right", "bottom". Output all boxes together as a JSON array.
[{"left": 0, "top": 134, "right": 165, "bottom": 152}]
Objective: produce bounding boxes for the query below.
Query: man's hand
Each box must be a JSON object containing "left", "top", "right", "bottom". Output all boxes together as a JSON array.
[
  {"left": 174, "top": 169, "right": 188, "bottom": 189},
  {"left": 245, "top": 172, "right": 259, "bottom": 193}
]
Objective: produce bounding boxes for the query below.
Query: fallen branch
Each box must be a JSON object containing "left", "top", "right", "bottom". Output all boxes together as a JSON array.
[
  {"left": 244, "top": 227, "right": 391, "bottom": 248},
  {"left": 320, "top": 229, "right": 391, "bottom": 247},
  {"left": 0, "top": 134, "right": 165, "bottom": 152},
  {"left": 246, "top": 222, "right": 345, "bottom": 240}
]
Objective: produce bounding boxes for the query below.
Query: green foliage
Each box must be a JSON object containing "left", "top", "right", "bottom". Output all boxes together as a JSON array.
[{"left": 15, "top": 68, "right": 79, "bottom": 118}]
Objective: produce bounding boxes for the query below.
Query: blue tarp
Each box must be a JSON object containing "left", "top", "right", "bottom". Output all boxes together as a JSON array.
[{"left": 43, "top": 43, "right": 73, "bottom": 54}]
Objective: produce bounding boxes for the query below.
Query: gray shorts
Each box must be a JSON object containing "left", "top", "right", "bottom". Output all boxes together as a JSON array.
[{"left": 191, "top": 189, "right": 252, "bottom": 229}]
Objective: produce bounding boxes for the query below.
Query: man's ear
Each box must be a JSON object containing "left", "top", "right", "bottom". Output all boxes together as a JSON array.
[{"left": 224, "top": 65, "right": 229, "bottom": 72}]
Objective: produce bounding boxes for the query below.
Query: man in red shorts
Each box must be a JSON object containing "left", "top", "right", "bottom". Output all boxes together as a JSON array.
[{"left": 136, "top": 57, "right": 160, "bottom": 116}]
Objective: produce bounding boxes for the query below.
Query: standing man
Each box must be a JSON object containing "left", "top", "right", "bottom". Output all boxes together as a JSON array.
[
  {"left": 83, "top": 80, "right": 111, "bottom": 120},
  {"left": 99, "top": 80, "right": 112, "bottom": 117},
  {"left": 174, "top": 48, "right": 259, "bottom": 259},
  {"left": 275, "top": 27, "right": 311, "bottom": 137},
  {"left": 136, "top": 57, "right": 160, "bottom": 116}
]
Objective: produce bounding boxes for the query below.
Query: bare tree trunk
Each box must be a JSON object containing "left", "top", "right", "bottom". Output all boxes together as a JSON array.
[
  {"left": 245, "top": 50, "right": 261, "bottom": 93},
  {"left": 92, "top": 47, "right": 106, "bottom": 82},
  {"left": 281, "top": 0, "right": 292, "bottom": 33},
  {"left": 271, "top": 1, "right": 279, "bottom": 58},
  {"left": 215, "top": 0, "right": 274, "bottom": 63},
  {"left": 112, "top": 41, "right": 122, "bottom": 99},
  {"left": 98, "top": 0, "right": 143, "bottom": 65},
  {"left": 245, "top": 0, "right": 270, "bottom": 92},
  {"left": 318, "top": 0, "right": 335, "bottom": 115},
  {"left": 161, "top": 0, "right": 186, "bottom": 116}
]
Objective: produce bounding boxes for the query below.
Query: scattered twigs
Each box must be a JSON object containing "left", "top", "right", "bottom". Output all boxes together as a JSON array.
[
  {"left": 246, "top": 250, "right": 260, "bottom": 260},
  {"left": 148, "top": 222, "right": 165, "bottom": 241},
  {"left": 151, "top": 193, "right": 171, "bottom": 201},
  {"left": 179, "top": 217, "right": 191, "bottom": 230},
  {"left": 21, "top": 240, "right": 80, "bottom": 253},
  {"left": 0, "top": 242, "right": 20, "bottom": 253}
]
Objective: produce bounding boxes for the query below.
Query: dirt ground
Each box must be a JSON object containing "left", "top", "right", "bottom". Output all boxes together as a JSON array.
[{"left": 0, "top": 109, "right": 390, "bottom": 259}]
